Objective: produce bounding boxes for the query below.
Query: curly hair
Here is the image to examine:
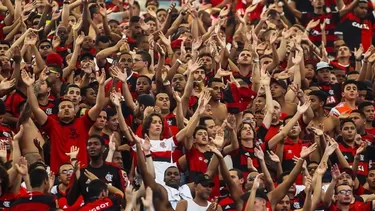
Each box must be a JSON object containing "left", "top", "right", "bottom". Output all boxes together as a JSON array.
[{"left": 142, "top": 112, "right": 164, "bottom": 137}]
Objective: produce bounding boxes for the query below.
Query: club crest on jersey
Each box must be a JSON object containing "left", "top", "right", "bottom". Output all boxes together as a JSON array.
[
  {"left": 160, "top": 142, "right": 166, "bottom": 148},
  {"left": 105, "top": 173, "right": 113, "bottom": 182}
]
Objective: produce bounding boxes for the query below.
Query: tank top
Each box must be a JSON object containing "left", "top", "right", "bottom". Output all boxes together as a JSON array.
[{"left": 186, "top": 198, "right": 212, "bottom": 211}]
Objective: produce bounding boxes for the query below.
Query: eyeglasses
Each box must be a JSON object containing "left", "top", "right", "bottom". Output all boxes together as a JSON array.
[
  {"left": 338, "top": 190, "right": 352, "bottom": 195},
  {"left": 45, "top": 69, "right": 59, "bottom": 75},
  {"left": 60, "top": 169, "right": 73, "bottom": 175},
  {"left": 39, "top": 45, "right": 51, "bottom": 50},
  {"left": 119, "top": 58, "right": 133, "bottom": 62},
  {"left": 200, "top": 183, "right": 214, "bottom": 188}
]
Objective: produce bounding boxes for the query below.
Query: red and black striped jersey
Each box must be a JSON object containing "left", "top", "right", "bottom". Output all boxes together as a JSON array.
[
  {"left": 336, "top": 12, "right": 375, "bottom": 51},
  {"left": 300, "top": 11, "right": 340, "bottom": 55}
]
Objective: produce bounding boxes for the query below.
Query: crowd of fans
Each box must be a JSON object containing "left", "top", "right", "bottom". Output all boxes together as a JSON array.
[{"left": 0, "top": 0, "right": 375, "bottom": 210}]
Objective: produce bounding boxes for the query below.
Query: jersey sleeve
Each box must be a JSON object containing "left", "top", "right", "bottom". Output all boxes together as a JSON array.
[
  {"left": 81, "top": 109, "right": 96, "bottom": 131},
  {"left": 41, "top": 116, "right": 59, "bottom": 134},
  {"left": 329, "top": 107, "right": 340, "bottom": 117}
]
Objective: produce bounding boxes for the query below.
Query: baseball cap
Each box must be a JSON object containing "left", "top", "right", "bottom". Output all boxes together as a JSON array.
[
  {"left": 270, "top": 78, "right": 288, "bottom": 90},
  {"left": 79, "top": 53, "right": 95, "bottom": 61},
  {"left": 194, "top": 174, "right": 215, "bottom": 187},
  {"left": 240, "top": 188, "right": 269, "bottom": 202},
  {"left": 341, "top": 167, "right": 355, "bottom": 179},
  {"left": 315, "top": 61, "right": 333, "bottom": 72}
]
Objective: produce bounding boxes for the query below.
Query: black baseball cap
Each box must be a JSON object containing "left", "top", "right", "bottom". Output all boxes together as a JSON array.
[
  {"left": 79, "top": 53, "right": 95, "bottom": 61},
  {"left": 194, "top": 174, "right": 215, "bottom": 187},
  {"left": 270, "top": 78, "right": 288, "bottom": 90},
  {"left": 240, "top": 188, "right": 269, "bottom": 201}
]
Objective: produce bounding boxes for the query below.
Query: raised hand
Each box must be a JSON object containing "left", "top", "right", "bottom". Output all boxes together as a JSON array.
[
  {"left": 84, "top": 169, "right": 99, "bottom": 181},
  {"left": 75, "top": 33, "right": 85, "bottom": 46},
  {"left": 364, "top": 45, "right": 374, "bottom": 60},
  {"left": 304, "top": 175, "right": 313, "bottom": 193},
  {"left": 306, "top": 19, "right": 320, "bottom": 31},
  {"left": 141, "top": 187, "right": 154, "bottom": 209},
  {"left": 211, "top": 128, "right": 224, "bottom": 147},
  {"left": 110, "top": 66, "right": 127, "bottom": 83},
  {"left": 95, "top": 70, "right": 106, "bottom": 85},
  {"left": 14, "top": 125, "right": 24, "bottom": 141},
  {"left": 225, "top": 114, "right": 236, "bottom": 130},
  {"left": 208, "top": 144, "right": 223, "bottom": 159},
  {"left": 254, "top": 146, "right": 265, "bottom": 160},
  {"left": 15, "top": 157, "right": 28, "bottom": 176},
  {"left": 142, "top": 134, "right": 151, "bottom": 153},
  {"left": 252, "top": 173, "right": 264, "bottom": 190},
  {"left": 51, "top": 10, "right": 61, "bottom": 21},
  {"left": 172, "top": 88, "right": 182, "bottom": 103},
  {"left": 310, "top": 127, "right": 324, "bottom": 137},
  {"left": 109, "top": 134, "right": 117, "bottom": 152},
  {"left": 192, "top": 37, "right": 202, "bottom": 51},
  {"left": 65, "top": 146, "right": 80, "bottom": 159},
  {"left": 24, "top": 32, "right": 38, "bottom": 46},
  {"left": 356, "top": 142, "right": 367, "bottom": 155},
  {"left": 297, "top": 99, "right": 311, "bottom": 114},
  {"left": 355, "top": 44, "right": 364, "bottom": 60},
  {"left": 33, "top": 138, "right": 43, "bottom": 152},
  {"left": 21, "top": 69, "right": 35, "bottom": 87},
  {"left": 0, "top": 143, "right": 7, "bottom": 160},
  {"left": 331, "top": 163, "right": 342, "bottom": 180},
  {"left": 247, "top": 157, "right": 257, "bottom": 172},
  {"left": 0, "top": 78, "right": 16, "bottom": 91},
  {"left": 197, "top": 90, "right": 211, "bottom": 116},
  {"left": 110, "top": 91, "right": 122, "bottom": 108},
  {"left": 300, "top": 143, "right": 317, "bottom": 159},
  {"left": 52, "top": 35, "right": 61, "bottom": 49},
  {"left": 267, "top": 151, "right": 280, "bottom": 163},
  {"left": 158, "top": 32, "right": 171, "bottom": 47},
  {"left": 48, "top": 171, "right": 55, "bottom": 189},
  {"left": 315, "top": 161, "right": 327, "bottom": 175}
]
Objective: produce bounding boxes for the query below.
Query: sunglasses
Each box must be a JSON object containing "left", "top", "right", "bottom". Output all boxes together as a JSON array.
[
  {"left": 200, "top": 183, "right": 214, "bottom": 188},
  {"left": 39, "top": 45, "right": 51, "bottom": 50},
  {"left": 119, "top": 58, "right": 133, "bottom": 62},
  {"left": 45, "top": 69, "right": 59, "bottom": 75}
]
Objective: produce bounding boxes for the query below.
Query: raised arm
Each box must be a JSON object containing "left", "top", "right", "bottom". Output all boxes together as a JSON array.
[
  {"left": 268, "top": 144, "right": 317, "bottom": 208},
  {"left": 88, "top": 71, "right": 106, "bottom": 121},
  {"left": 21, "top": 70, "right": 48, "bottom": 125},
  {"left": 211, "top": 148, "right": 243, "bottom": 202},
  {"left": 268, "top": 100, "right": 311, "bottom": 149},
  {"left": 254, "top": 147, "right": 275, "bottom": 191}
]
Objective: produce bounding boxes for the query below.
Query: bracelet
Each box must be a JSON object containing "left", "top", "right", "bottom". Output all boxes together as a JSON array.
[
  {"left": 63, "top": 1, "right": 70, "bottom": 4},
  {"left": 145, "top": 154, "right": 152, "bottom": 158},
  {"left": 177, "top": 59, "right": 182, "bottom": 65},
  {"left": 70, "top": 158, "right": 77, "bottom": 162},
  {"left": 356, "top": 59, "right": 362, "bottom": 61}
]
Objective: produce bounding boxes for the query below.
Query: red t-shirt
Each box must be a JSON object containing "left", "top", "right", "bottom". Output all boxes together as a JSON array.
[{"left": 41, "top": 110, "right": 94, "bottom": 173}]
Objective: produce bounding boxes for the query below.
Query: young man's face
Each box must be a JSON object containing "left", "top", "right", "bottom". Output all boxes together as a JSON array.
[
  {"left": 363, "top": 105, "right": 375, "bottom": 122},
  {"left": 65, "top": 87, "right": 81, "bottom": 105},
  {"left": 341, "top": 122, "right": 357, "bottom": 142},
  {"left": 335, "top": 185, "right": 353, "bottom": 205},
  {"left": 0, "top": 44, "right": 9, "bottom": 55},
  {"left": 349, "top": 113, "right": 365, "bottom": 129},
  {"left": 342, "top": 84, "right": 358, "bottom": 101}
]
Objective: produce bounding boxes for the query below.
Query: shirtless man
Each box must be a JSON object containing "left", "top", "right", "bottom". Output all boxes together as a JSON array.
[
  {"left": 307, "top": 90, "right": 340, "bottom": 137},
  {"left": 270, "top": 79, "right": 297, "bottom": 116},
  {"left": 208, "top": 78, "right": 227, "bottom": 125}
]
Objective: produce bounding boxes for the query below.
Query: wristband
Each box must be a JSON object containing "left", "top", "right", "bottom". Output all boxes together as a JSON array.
[
  {"left": 63, "top": 1, "right": 70, "bottom": 4},
  {"left": 177, "top": 59, "right": 182, "bottom": 65},
  {"left": 70, "top": 158, "right": 77, "bottom": 162},
  {"left": 355, "top": 59, "right": 362, "bottom": 61},
  {"left": 145, "top": 154, "right": 152, "bottom": 158}
]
